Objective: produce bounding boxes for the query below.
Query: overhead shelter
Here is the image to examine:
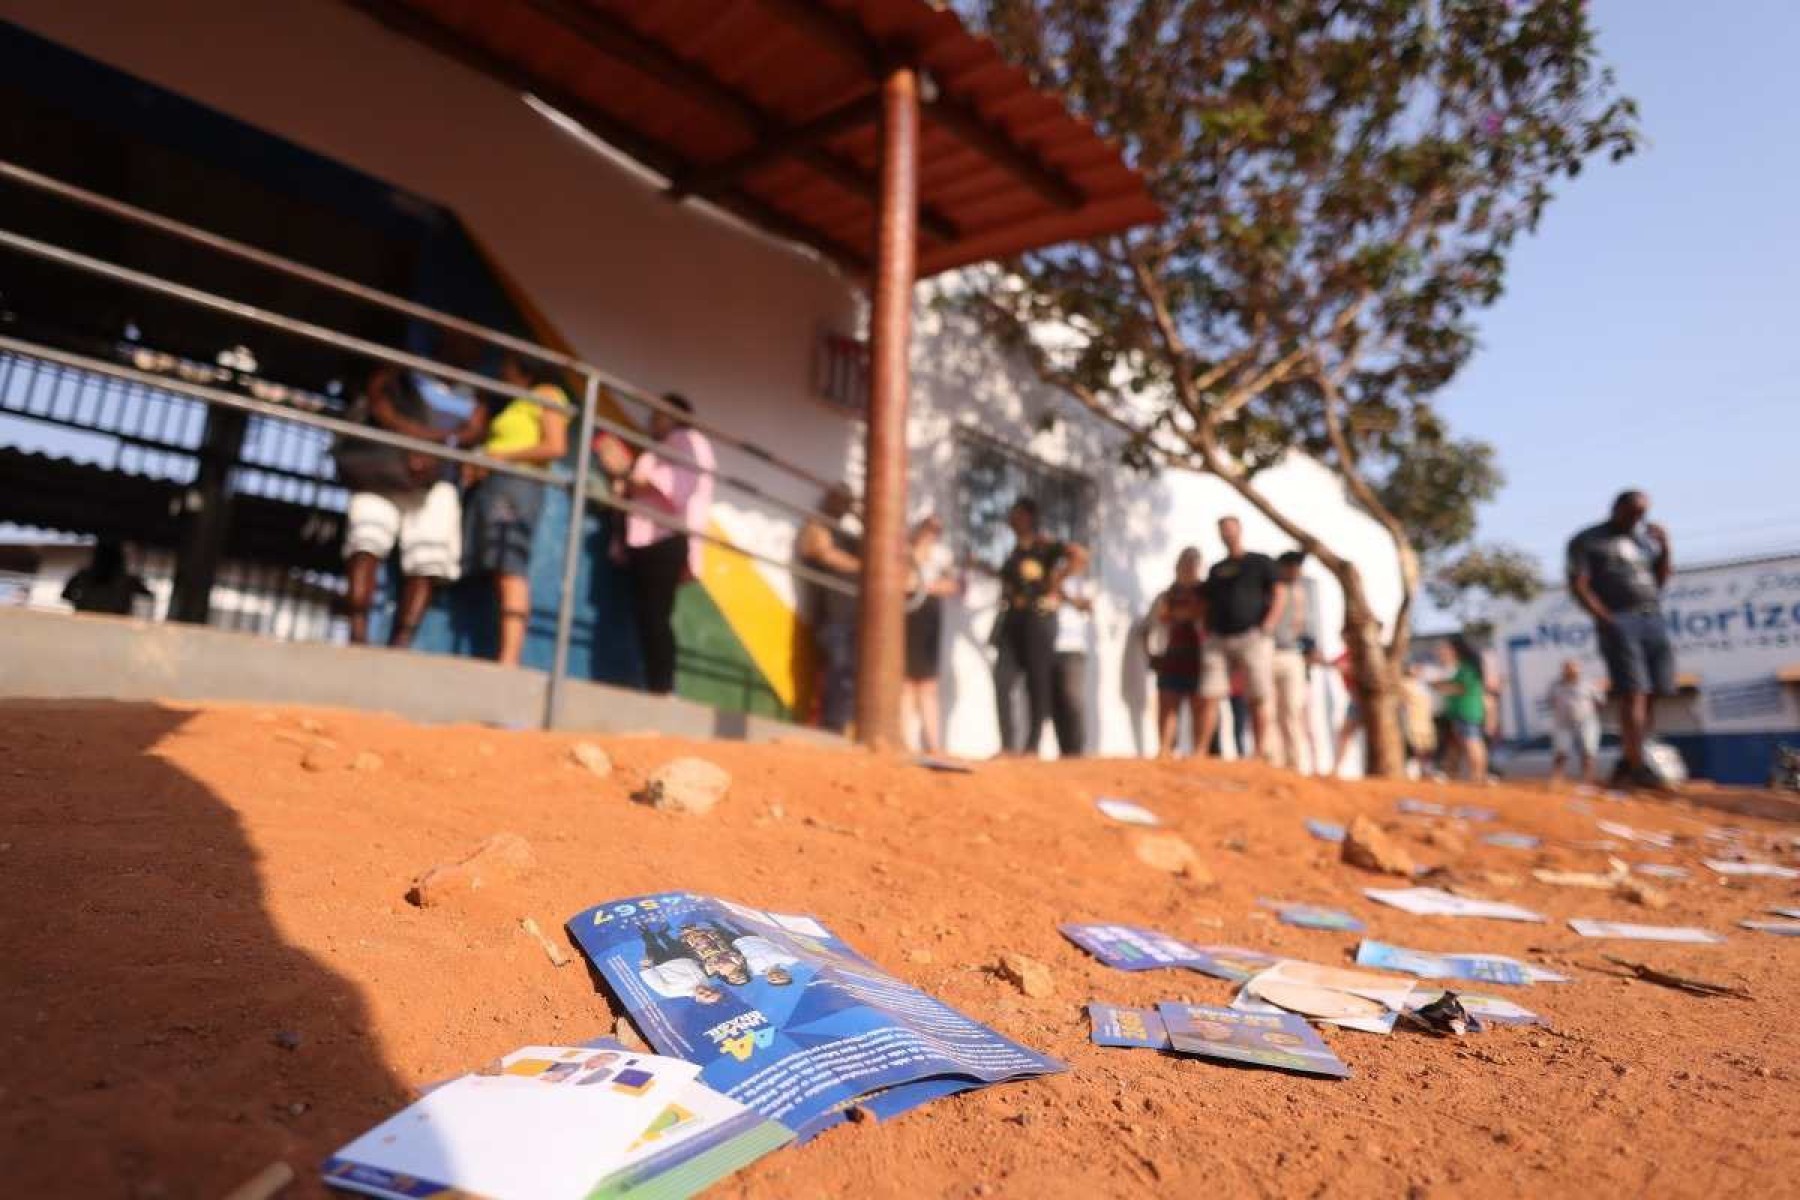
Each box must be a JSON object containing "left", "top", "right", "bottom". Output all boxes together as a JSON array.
[{"left": 350, "top": 0, "right": 1160, "bottom": 745}]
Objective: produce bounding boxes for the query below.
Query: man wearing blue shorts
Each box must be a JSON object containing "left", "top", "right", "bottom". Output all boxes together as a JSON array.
[{"left": 1566, "top": 490, "right": 1674, "bottom": 787}]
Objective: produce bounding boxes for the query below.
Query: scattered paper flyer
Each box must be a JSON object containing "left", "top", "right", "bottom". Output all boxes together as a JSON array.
[
  {"left": 1095, "top": 797, "right": 1161, "bottom": 826},
  {"left": 1261, "top": 900, "right": 1365, "bottom": 933},
  {"left": 1771, "top": 907, "right": 1800, "bottom": 919},
  {"left": 1704, "top": 859, "right": 1800, "bottom": 879},
  {"left": 1739, "top": 920, "right": 1800, "bottom": 937},
  {"left": 914, "top": 756, "right": 974, "bottom": 773},
  {"left": 1596, "top": 820, "right": 1674, "bottom": 849},
  {"left": 1087, "top": 1003, "right": 1171, "bottom": 1049},
  {"left": 1363, "top": 887, "right": 1546, "bottom": 923},
  {"left": 1396, "top": 798, "right": 1446, "bottom": 816},
  {"left": 1241, "top": 960, "right": 1415, "bottom": 1030},
  {"left": 1185, "top": 945, "right": 1285, "bottom": 983},
  {"left": 1158, "top": 1003, "right": 1351, "bottom": 1078},
  {"left": 1059, "top": 923, "right": 1208, "bottom": 971},
  {"left": 1481, "top": 831, "right": 1541, "bottom": 851},
  {"left": 1451, "top": 805, "right": 1498, "bottom": 823},
  {"left": 1567, "top": 919, "right": 1723, "bottom": 944},
  {"left": 1405, "top": 990, "right": 1546, "bottom": 1028},
  {"left": 568, "top": 893, "right": 1065, "bottom": 1140},
  {"left": 1305, "top": 818, "right": 1347, "bottom": 844},
  {"left": 1229, "top": 983, "right": 1400, "bottom": 1036},
  {"left": 1354, "top": 940, "right": 1531, "bottom": 986},
  {"left": 323, "top": 1045, "right": 792, "bottom": 1200},
  {"left": 1634, "top": 863, "right": 1691, "bottom": 880}
]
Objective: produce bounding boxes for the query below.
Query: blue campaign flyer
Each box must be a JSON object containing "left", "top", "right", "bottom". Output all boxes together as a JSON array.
[
  {"left": 567, "top": 893, "right": 1065, "bottom": 1140},
  {"left": 1354, "top": 940, "right": 1530, "bottom": 986},
  {"left": 1059, "top": 923, "right": 1207, "bottom": 971},
  {"left": 1087, "top": 1004, "right": 1171, "bottom": 1049},
  {"left": 1157, "top": 1003, "right": 1350, "bottom": 1079},
  {"left": 1305, "top": 818, "right": 1347, "bottom": 843},
  {"left": 1262, "top": 900, "right": 1366, "bottom": 933}
]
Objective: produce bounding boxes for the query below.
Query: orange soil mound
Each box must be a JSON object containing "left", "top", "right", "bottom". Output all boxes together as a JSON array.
[{"left": 4, "top": 700, "right": 1797, "bottom": 1198}]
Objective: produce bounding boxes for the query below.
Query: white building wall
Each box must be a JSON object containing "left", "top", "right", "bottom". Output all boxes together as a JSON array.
[{"left": 908, "top": 303, "right": 1406, "bottom": 767}]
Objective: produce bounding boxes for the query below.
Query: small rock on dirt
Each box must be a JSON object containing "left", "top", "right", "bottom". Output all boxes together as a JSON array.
[
  {"left": 350, "top": 751, "right": 383, "bottom": 772},
  {"left": 1131, "top": 832, "right": 1213, "bottom": 882},
  {"left": 1423, "top": 825, "right": 1467, "bottom": 856},
  {"left": 1617, "top": 878, "right": 1670, "bottom": 910},
  {"left": 569, "top": 742, "right": 613, "bottom": 778},
  {"left": 408, "top": 833, "right": 535, "bottom": 907},
  {"left": 637, "top": 757, "right": 731, "bottom": 815},
  {"left": 996, "top": 953, "right": 1055, "bottom": 998},
  {"left": 300, "top": 744, "right": 343, "bottom": 773},
  {"left": 1342, "top": 815, "right": 1416, "bottom": 877},
  {"left": 272, "top": 1030, "right": 302, "bottom": 1052}
]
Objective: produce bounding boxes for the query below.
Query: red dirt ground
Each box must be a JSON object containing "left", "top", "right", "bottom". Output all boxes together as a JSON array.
[{"left": 4, "top": 699, "right": 1798, "bottom": 1199}]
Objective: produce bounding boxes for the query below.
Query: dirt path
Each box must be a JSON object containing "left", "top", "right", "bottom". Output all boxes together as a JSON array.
[{"left": 4, "top": 700, "right": 1796, "bottom": 1198}]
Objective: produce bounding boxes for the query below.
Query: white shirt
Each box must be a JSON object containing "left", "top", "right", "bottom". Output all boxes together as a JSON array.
[
  {"left": 1055, "top": 576, "right": 1095, "bottom": 654},
  {"left": 636, "top": 934, "right": 799, "bottom": 998}
]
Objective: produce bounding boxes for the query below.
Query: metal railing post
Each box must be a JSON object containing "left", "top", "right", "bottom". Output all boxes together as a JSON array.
[{"left": 545, "top": 369, "right": 600, "bottom": 729}]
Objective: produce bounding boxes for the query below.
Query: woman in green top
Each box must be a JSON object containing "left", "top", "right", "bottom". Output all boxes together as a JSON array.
[{"left": 1436, "top": 636, "right": 1490, "bottom": 782}]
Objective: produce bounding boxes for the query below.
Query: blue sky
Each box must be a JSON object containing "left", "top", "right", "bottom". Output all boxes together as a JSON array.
[{"left": 1438, "top": 0, "right": 1800, "bottom": 576}]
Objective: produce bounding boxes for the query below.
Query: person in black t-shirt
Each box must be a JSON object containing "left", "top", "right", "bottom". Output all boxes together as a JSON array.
[
  {"left": 991, "top": 497, "right": 1073, "bottom": 756},
  {"left": 1196, "top": 516, "right": 1287, "bottom": 760}
]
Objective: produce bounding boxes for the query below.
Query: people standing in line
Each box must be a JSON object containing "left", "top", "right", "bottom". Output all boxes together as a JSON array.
[
  {"left": 992, "top": 497, "right": 1072, "bottom": 757},
  {"left": 606, "top": 393, "right": 716, "bottom": 694},
  {"left": 798, "top": 484, "right": 861, "bottom": 732},
  {"left": 463, "top": 354, "right": 569, "bottom": 666},
  {"left": 340, "top": 362, "right": 481, "bottom": 647},
  {"left": 1196, "top": 517, "right": 1287, "bottom": 759},
  {"left": 1147, "top": 547, "right": 1206, "bottom": 758},
  {"left": 1547, "top": 658, "right": 1606, "bottom": 787},
  {"left": 1223, "top": 666, "right": 1253, "bottom": 758},
  {"left": 902, "top": 512, "right": 960, "bottom": 755},
  {"left": 62, "top": 540, "right": 152, "bottom": 616},
  {"left": 1050, "top": 543, "right": 1096, "bottom": 757},
  {"left": 1267, "top": 551, "right": 1315, "bottom": 772},
  {"left": 1436, "top": 636, "right": 1491, "bottom": 782},
  {"left": 1566, "top": 489, "right": 1674, "bottom": 788}
]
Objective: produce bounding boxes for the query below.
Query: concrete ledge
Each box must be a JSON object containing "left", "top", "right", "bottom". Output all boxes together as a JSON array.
[{"left": 0, "top": 607, "right": 842, "bottom": 745}]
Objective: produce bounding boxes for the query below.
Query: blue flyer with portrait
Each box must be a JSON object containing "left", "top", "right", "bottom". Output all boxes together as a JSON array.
[
  {"left": 567, "top": 892, "right": 1066, "bottom": 1140},
  {"left": 1157, "top": 1003, "right": 1351, "bottom": 1079},
  {"left": 1087, "top": 1004, "right": 1171, "bottom": 1050}
]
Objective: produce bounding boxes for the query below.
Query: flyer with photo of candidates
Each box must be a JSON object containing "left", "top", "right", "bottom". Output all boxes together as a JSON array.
[
  {"left": 568, "top": 893, "right": 1065, "bottom": 1141},
  {"left": 1157, "top": 1004, "right": 1351, "bottom": 1078}
]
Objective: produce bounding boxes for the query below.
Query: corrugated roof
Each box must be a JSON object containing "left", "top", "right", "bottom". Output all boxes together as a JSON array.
[{"left": 348, "top": 0, "right": 1160, "bottom": 276}]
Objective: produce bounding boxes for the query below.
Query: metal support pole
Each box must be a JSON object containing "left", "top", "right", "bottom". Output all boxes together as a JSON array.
[
  {"left": 854, "top": 63, "right": 919, "bottom": 749},
  {"left": 545, "top": 370, "right": 600, "bottom": 729}
]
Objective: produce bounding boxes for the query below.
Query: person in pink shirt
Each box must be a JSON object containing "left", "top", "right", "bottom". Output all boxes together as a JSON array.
[{"left": 600, "top": 393, "right": 715, "bottom": 694}]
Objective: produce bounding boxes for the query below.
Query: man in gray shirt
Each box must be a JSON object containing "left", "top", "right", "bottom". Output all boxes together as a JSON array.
[{"left": 1565, "top": 489, "right": 1674, "bottom": 786}]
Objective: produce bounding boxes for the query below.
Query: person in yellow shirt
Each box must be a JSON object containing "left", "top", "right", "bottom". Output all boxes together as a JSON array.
[{"left": 464, "top": 354, "right": 569, "bottom": 666}]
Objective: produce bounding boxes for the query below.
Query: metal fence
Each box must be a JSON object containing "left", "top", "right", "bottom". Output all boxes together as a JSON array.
[{"left": 0, "top": 157, "right": 855, "bottom": 726}]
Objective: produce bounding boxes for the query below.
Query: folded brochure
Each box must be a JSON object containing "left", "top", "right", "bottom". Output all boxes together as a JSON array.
[
  {"left": 324, "top": 1045, "right": 791, "bottom": 1200},
  {"left": 567, "top": 893, "right": 1065, "bottom": 1141}
]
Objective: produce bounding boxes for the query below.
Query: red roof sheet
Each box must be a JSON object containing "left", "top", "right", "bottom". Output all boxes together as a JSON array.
[{"left": 349, "top": 0, "right": 1159, "bottom": 276}]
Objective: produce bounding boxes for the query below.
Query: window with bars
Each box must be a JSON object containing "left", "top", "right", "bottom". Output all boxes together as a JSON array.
[{"left": 951, "top": 428, "right": 1096, "bottom": 573}]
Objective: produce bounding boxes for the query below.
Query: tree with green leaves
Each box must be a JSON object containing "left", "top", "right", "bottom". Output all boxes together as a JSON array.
[
  {"left": 960, "top": 0, "right": 1638, "bottom": 773},
  {"left": 1427, "top": 542, "right": 1545, "bottom": 638}
]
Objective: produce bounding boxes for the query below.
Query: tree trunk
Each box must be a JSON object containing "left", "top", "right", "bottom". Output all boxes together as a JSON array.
[{"left": 1335, "top": 562, "right": 1406, "bottom": 777}]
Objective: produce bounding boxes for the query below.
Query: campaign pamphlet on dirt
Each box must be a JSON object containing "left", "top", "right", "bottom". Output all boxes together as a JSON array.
[{"left": 567, "top": 892, "right": 1065, "bottom": 1140}]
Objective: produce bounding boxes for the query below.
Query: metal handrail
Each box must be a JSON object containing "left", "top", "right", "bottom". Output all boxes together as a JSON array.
[
  {"left": 0, "top": 335, "right": 561, "bottom": 485},
  {"left": 0, "top": 226, "right": 572, "bottom": 413},
  {"left": 0, "top": 160, "right": 581, "bottom": 372},
  {"left": 0, "top": 157, "right": 840, "bottom": 497},
  {"left": 0, "top": 220, "right": 846, "bottom": 531},
  {"left": 0, "top": 335, "right": 856, "bottom": 596}
]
